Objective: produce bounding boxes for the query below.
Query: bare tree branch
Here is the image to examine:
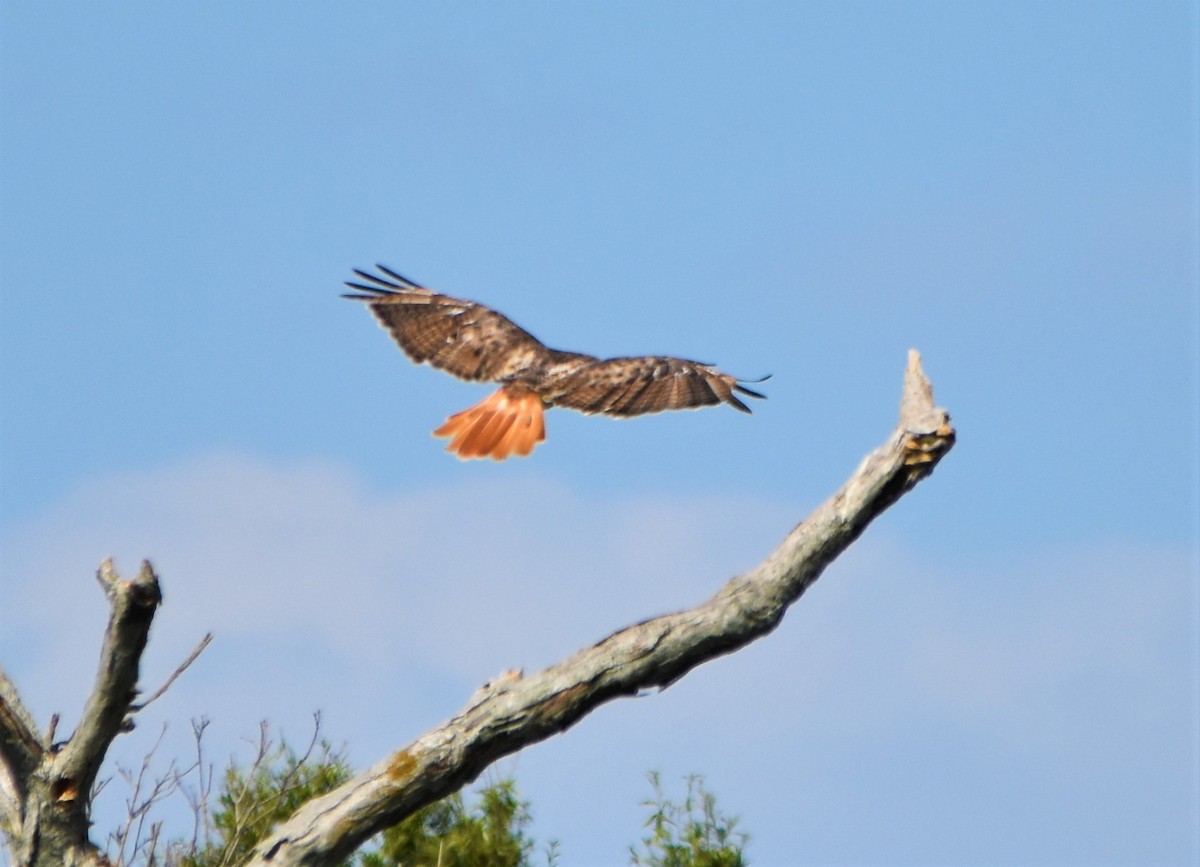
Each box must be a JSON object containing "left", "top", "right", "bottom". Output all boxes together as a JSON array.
[
  {"left": 184, "top": 717, "right": 216, "bottom": 854},
  {"left": 247, "top": 349, "right": 956, "bottom": 867},
  {"left": 130, "top": 632, "right": 214, "bottom": 713},
  {"left": 0, "top": 667, "right": 44, "bottom": 846},
  {"left": 0, "top": 669, "right": 44, "bottom": 773},
  {"left": 107, "top": 723, "right": 179, "bottom": 867},
  {"left": 57, "top": 560, "right": 163, "bottom": 804},
  {"left": 1, "top": 559, "right": 165, "bottom": 867}
]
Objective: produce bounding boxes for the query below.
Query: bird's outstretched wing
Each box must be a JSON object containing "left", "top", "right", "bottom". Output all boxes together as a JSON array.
[
  {"left": 539, "top": 356, "right": 767, "bottom": 417},
  {"left": 343, "top": 265, "right": 552, "bottom": 383}
]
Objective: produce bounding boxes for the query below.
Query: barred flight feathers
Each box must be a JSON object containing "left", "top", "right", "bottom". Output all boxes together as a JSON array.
[
  {"left": 343, "top": 266, "right": 549, "bottom": 383},
  {"left": 538, "top": 356, "right": 764, "bottom": 417},
  {"left": 344, "top": 265, "right": 766, "bottom": 460}
]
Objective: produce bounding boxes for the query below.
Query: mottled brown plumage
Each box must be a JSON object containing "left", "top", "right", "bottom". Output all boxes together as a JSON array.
[{"left": 343, "top": 265, "right": 766, "bottom": 459}]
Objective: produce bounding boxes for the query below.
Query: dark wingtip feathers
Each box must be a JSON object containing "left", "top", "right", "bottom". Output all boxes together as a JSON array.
[
  {"left": 341, "top": 265, "right": 428, "bottom": 301},
  {"left": 373, "top": 264, "right": 423, "bottom": 289},
  {"left": 727, "top": 393, "right": 753, "bottom": 413},
  {"left": 732, "top": 374, "right": 769, "bottom": 408},
  {"left": 734, "top": 382, "right": 768, "bottom": 401},
  {"left": 341, "top": 283, "right": 390, "bottom": 301}
]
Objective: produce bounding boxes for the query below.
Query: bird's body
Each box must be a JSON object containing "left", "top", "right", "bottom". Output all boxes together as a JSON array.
[{"left": 343, "top": 265, "right": 766, "bottom": 459}]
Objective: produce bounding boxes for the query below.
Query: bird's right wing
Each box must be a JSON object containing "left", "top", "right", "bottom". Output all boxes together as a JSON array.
[{"left": 343, "top": 265, "right": 549, "bottom": 383}]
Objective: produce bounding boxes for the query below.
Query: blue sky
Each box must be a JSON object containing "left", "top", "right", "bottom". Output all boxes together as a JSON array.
[{"left": 1, "top": 3, "right": 1196, "bottom": 865}]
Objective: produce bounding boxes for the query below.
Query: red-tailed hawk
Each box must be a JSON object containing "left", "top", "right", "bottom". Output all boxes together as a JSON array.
[{"left": 344, "top": 265, "right": 767, "bottom": 460}]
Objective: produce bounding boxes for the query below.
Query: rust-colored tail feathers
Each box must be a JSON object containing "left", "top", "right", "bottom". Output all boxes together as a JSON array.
[{"left": 433, "top": 386, "right": 547, "bottom": 460}]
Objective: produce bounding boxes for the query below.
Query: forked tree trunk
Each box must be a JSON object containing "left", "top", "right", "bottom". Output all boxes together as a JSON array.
[{"left": 1, "top": 561, "right": 162, "bottom": 866}]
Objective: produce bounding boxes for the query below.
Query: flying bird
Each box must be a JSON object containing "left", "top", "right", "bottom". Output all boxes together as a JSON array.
[{"left": 343, "top": 265, "right": 766, "bottom": 460}]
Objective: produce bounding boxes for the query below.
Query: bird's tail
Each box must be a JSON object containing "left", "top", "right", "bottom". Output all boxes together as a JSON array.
[{"left": 433, "top": 387, "right": 546, "bottom": 460}]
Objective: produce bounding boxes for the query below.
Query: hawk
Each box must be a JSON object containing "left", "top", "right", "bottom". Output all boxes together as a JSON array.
[{"left": 343, "top": 265, "right": 766, "bottom": 460}]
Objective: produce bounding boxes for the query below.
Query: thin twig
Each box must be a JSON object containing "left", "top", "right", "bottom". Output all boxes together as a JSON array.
[
  {"left": 131, "top": 632, "right": 214, "bottom": 712},
  {"left": 178, "top": 717, "right": 214, "bottom": 854},
  {"left": 106, "top": 723, "right": 177, "bottom": 867}
]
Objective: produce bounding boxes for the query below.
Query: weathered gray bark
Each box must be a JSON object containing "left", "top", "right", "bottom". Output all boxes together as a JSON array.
[
  {"left": 1, "top": 561, "right": 163, "bottom": 867},
  {"left": 246, "top": 350, "right": 956, "bottom": 867},
  {"left": 0, "top": 350, "right": 955, "bottom": 867}
]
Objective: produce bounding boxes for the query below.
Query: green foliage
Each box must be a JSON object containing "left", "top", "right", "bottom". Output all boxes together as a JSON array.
[
  {"left": 629, "top": 772, "right": 749, "bottom": 867},
  {"left": 360, "top": 776, "right": 536, "bottom": 867},
  {"left": 174, "top": 729, "right": 352, "bottom": 867},
  {"left": 154, "top": 720, "right": 749, "bottom": 867}
]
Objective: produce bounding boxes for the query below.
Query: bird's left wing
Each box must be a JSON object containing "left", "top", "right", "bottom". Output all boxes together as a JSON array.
[
  {"left": 343, "top": 265, "right": 549, "bottom": 383},
  {"left": 538, "top": 355, "right": 767, "bottom": 417}
]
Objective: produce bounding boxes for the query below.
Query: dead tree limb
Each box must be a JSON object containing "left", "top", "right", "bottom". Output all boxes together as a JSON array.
[
  {"left": 0, "top": 561, "right": 164, "bottom": 867},
  {"left": 247, "top": 349, "right": 956, "bottom": 867}
]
